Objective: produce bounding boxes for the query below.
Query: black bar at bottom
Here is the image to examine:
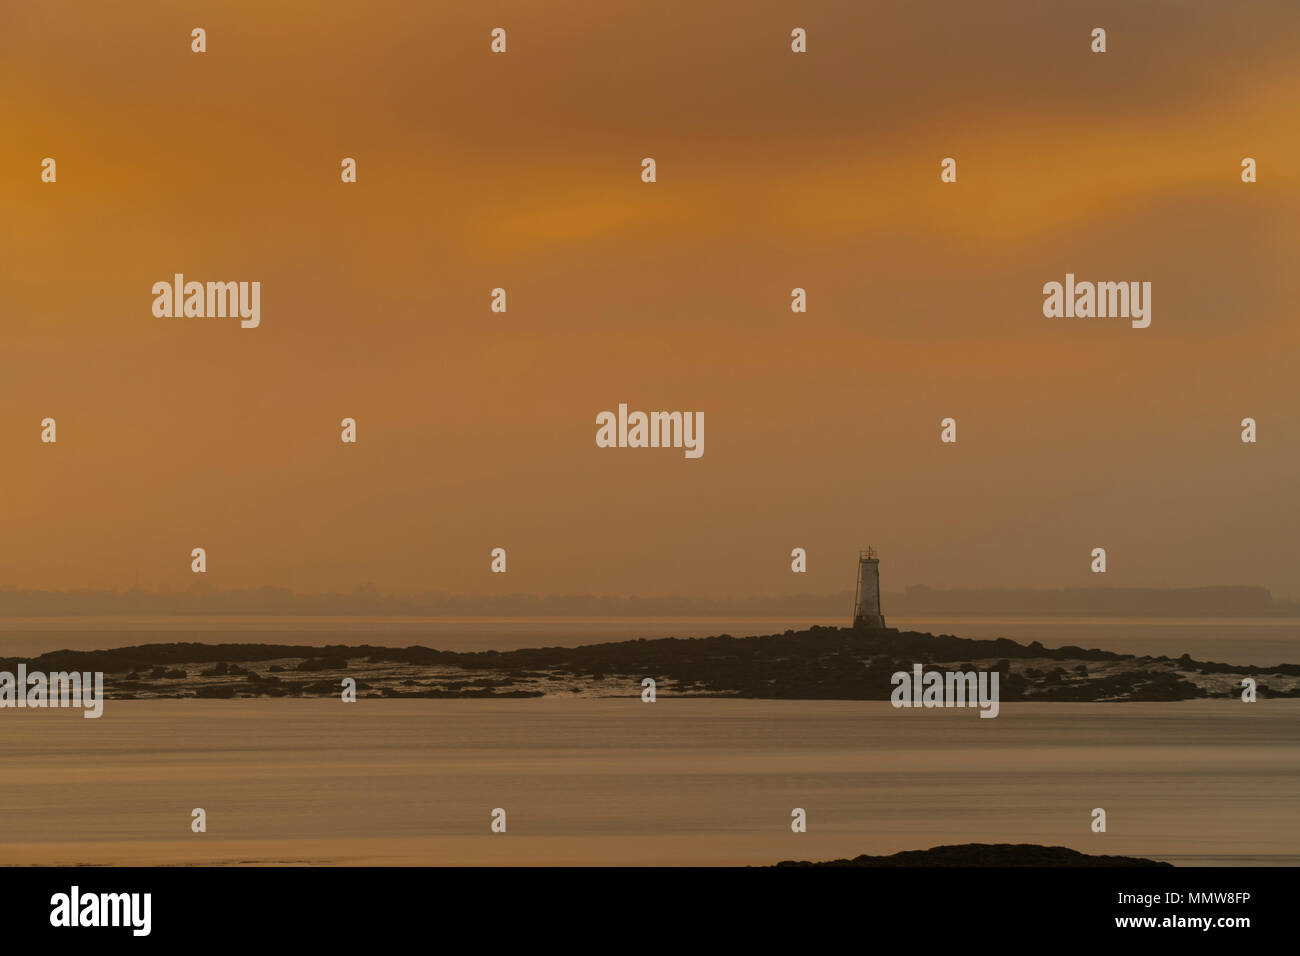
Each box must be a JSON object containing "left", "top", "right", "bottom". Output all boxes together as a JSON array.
[{"left": 3, "top": 865, "right": 1278, "bottom": 942}]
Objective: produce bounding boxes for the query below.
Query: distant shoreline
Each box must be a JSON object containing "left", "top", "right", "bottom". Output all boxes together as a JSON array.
[
  {"left": 1, "top": 584, "right": 1296, "bottom": 618},
  {"left": 4, "top": 625, "right": 1297, "bottom": 701}
]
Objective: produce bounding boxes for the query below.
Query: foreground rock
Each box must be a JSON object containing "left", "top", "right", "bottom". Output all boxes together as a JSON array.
[{"left": 773, "top": 843, "right": 1171, "bottom": 867}]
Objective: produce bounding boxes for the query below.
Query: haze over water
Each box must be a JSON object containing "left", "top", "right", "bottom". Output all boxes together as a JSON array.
[{"left": 2, "top": 699, "right": 1294, "bottom": 867}]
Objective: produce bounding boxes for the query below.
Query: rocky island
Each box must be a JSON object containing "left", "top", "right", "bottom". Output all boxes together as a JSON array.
[{"left": 4, "top": 625, "right": 1296, "bottom": 701}]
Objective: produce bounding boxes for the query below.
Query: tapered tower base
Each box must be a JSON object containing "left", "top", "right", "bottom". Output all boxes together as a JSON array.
[{"left": 852, "top": 547, "right": 887, "bottom": 629}]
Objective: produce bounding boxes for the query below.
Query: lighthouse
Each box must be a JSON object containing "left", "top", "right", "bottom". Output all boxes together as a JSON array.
[{"left": 852, "top": 547, "right": 887, "bottom": 629}]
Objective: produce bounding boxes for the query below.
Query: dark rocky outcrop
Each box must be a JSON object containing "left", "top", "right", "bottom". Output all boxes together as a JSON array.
[{"left": 773, "top": 843, "right": 1171, "bottom": 867}]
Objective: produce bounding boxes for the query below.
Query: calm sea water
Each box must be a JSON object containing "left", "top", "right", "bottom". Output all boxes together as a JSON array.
[
  {"left": 1, "top": 699, "right": 1294, "bottom": 866},
  {"left": 1, "top": 615, "right": 1297, "bottom": 665}
]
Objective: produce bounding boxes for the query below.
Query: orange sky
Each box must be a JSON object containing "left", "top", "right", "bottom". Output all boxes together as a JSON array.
[{"left": 2, "top": 1, "right": 1298, "bottom": 598}]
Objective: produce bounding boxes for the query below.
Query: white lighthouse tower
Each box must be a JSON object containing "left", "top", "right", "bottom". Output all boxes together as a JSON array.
[{"left": 852, "top": 547, "right": 886, "bottom": 629}]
